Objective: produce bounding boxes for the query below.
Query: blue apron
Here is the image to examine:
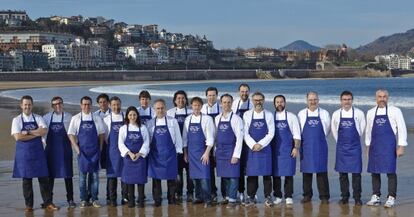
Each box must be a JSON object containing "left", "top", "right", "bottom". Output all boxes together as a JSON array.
[
  {"left": 106, "top": 113, "right": 124, "bottom": 177},
  {"left": 367, "top": 107, "right": 397, "bottom": 174},
  {"left": 216, "top": 113, "right": 240, "bottom": 178},
  {"left": 335, "top": 109, "right": 362, "bottom": 173},
  {"left": 175, "top": 107, "right": 188, "bottom": 135},
  {"left": 148, "top": 117, "right": 178, "bottom": 180},
  {"left": 246, "top": 111, "right": 272, "bottom": 176},
  {"left": 13, "top": 114, "right": 49, "bottom": 178},
  {"left": 140, "top": 108, "right": 152, "bottom": 126},
  {"left": 45, "top": 112, "right": 73, "bottom": 178},
  {"left": 235, "top": 100, "right": 250, "bottom": 118},
  {"left": 272, "top": 111, "right": 296, "bottom": 177},
  {"left": 187, "top": 115, "right": 210, "bottom": 179},
  {"left": 77, "top": 114, "right": 100, "bottom": 173},
  {"left": 121, "top": 125, "right": 148, "bottom": 184},
  {"left": 300, "top": 109, "right": 328, "bottom": 173},
  {"left": 206, "top": 103, "right": 220, "bottom": 120}
]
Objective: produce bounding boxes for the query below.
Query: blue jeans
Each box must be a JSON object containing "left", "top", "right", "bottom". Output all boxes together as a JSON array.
[
  {"left": 222, "top": 178, "right": 239, "bottom": 202},
  {"left": 194, "top": 179, "right": 211, "bottom": 203},
  {"left": 79, "top": 172, "right": 99, "bottom": 202}
]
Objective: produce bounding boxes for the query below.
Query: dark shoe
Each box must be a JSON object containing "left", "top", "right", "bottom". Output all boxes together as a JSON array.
[
  {"left": 338, "top": 198, "right": 349, "bottom": 205},
  {"left": 321, "top": 199, "right": 329, "bottom": 204},
  {"left": 121, "top": 198, "right": 129, "bottom": 205},
  {"left": 193, "top": 199, "right": 203, "bottom": 204},
  {"left": 46, "top": 203, "right": 60, "bottom": 211},
  {"left": 301, "top": 196, "right": 312, "bottom": 203},
  {"left": 220, "top": 198, "right": 229, "bottom": 205},
  {"left": 106, "top": 199, "right": 111, "bottom": 205},
  {"left": 204, "top": 202, "right": 212, "bottom": 208},
  {"left": 355, "top": 199, "right": 363, "bottom": 206},
  {"left": 168, "top": 198, "right": 178, "bottom": 205},
  {"left": 212, "top": 194, "right": 218, "bottom": 203},
  {"left": 226, "top": 202, "right": 237, "bottom": 208},
  {"left": 68, "top": 200, "right": 76, "bottom": 208},
  {"left": 110, "top": 200, "right": 117, "bottom": 207},
  {"left": 25, "top": 206, "right": 33, "bottom": 212},
  {"left": 186, "top": 194, "right": 194, "bottom": 202},
  {"left": 137, "top": 201, "right": 145, "bottom": 208},
  {"left": 154, "top": 200, "right": 162, "bottom": 207},
  {"left": 128, "top": 203, "right": 135, "bottom": 208}
]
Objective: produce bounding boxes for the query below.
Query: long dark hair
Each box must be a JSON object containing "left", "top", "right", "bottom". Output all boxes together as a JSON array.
[{"left": 124, "top": 106, "right": 141, "bottom": 127}]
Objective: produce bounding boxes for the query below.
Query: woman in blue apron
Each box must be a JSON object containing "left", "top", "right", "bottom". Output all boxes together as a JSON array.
[
  {"left": 148, "top": 116, "right": 178, "bottom": 206},
  {"left": 121, "top": 106, "right": 149, "bottom": 208},
  {"left": 106, "top": 112, "right": 125, "bottom": 206},
  {"left": 300, "top": 108, "right": 330, "bottom": 202},
  {"left": 335, "top": 108, "right": 362, "bottom": 204},
  {"left": 45, "top": 111, "right": 74, "bottom": 205}
]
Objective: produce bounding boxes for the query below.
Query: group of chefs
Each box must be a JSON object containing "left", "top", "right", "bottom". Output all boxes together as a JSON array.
[{"left": 11, "top": 83, "right": 407, "bottom": 212}]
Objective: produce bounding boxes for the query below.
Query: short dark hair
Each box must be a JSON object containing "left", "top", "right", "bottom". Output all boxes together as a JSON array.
[
  {"left": 205, "top": 87, "right": 218, "bottom": 96},
  {"left": 173, "top": 90, "right": 189, "bottom": 107},
  {"left": 190, "top": 97, "right": 203, "bottom": 105},
  {"left": 20, "top": 95, "right": 33, "bottom": 104},
  {"left": 80, "top": 96, "right": 92, "bottom": 104},
  {"left": 51, "top": 96, "right": 63, "bottom": 103},
  {"left": 340, "top": 90, "right": 353, "bottom": 100},
  {"left": 239, "top": 83, "right": 250, "bottom": 91},
  {"left": 124, "top": 106, "right": 141, "bottom": 127},
  {"left": 96, "top": 93, "right": 109, "bottom": 103},
  {"left": 153, "top": 98, "right": 166, "bottom": 106},
  {"left": 252, "top": 92, "right": 265, "bottom": 99},
  {"left": 110, "top": 96, "right": 121, "bottom": 103},
  {"left": 220, "top": 93, "right": 233, "bottom": 102},
  {"left": 139, "top": 90, "right": 151, "bottom": 100},
  {"left": 273, "top": 95, "right": 286, "bottom": 105}
]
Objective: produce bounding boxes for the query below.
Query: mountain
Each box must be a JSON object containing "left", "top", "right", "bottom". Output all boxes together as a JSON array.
[
  {"left": 356, "top": 29, "right": 414, "bottom": 56},
  {"left": 279, "top": 40, "right": 321, "bottom": 52}
]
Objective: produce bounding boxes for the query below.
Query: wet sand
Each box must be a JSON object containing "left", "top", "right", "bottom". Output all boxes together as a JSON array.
[{"left": 0, "top": 81, "right": 413, "bottom": 217}]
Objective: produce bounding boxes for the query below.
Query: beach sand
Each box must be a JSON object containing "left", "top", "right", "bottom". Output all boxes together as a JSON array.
[{"left": 0, "top": 81, "right": 413, "bottom": 217}]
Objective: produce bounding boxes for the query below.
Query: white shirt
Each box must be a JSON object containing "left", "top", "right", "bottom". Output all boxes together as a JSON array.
[
  {"left": 201, "top": 102, "right": 221, "bottom": 117},
  {"left": 231, "top": 98, "right": 252, "bottom": 117},
  {"left": 182, "top": 114, "right": 215, "bottom": 147},
  {"left": 67, "top": 112, "right": 106, "bottom": 136},
  {"left": 166, "top": 107, "right": 193, "bottom": 118},
  {"left": 146, "top": 116, "right": 183, "bottom": 154},
  {"left": 331, "top": 107, "right": 366, "bottom": 142},
  {"left": 118, "top": 124, "right": 150, "bottom": 157},
  {"left": 103, "top": 112, "right": 125, "bottom": 139},
  {"left": 243, "top": 109, "right": 275, "bottom": 149},
  {"left": 11, "top": 113, "right": 47, "bottom": 135},
  {"left": 137, "top": 106, "right": 155, "bottom": 119},
  {"left": 275, "top": 110, "right": 301, "bottom": 141},
  {"left": 298, "top": 108, "right": 331, "bottom": 136},
  {"left": 93, "top": 109, "right": 111, "bottom": 119},
  {"left": 42, "top": 111, "right": 73, "bottom": 141},
  {"left": 215, "top": 111, "right": 244, "bottom": 158},
  {"left": 365, "top": 106, "right": 407, "bottom": 147}
]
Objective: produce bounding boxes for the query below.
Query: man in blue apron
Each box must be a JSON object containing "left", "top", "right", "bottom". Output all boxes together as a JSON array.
[
  {"left": 43, "top": 96, "right": 75, "bottom": 208},
  {"left": 215, "top": 94, "right": 244, "bottom": 208},
  {"left": 68, "top": 96, "right": 106, "bottom": 208},
  {"left": 331, "top": 91, "right": 366, "bottom": 206},
  {"left": 103, "top": 96, "right": 128, "bottom": 206},
  {"left": 147, "top": 99, "right": 183, "bottom": 206},
  {"left": 243, "top": 92, "right": 275, "bottom": 207},
  {"left": 167, "top": 90, "right": 194, "bottom": 202},
  {"left": 231, "top": 83, "right": 252, "bottom": 204},
  {"left": 365, "top": 89, "right": 407, "bottom": 208},
  {"left": 183, "top": 97, "right": 215, "bottom": 208},
  {"left": 297, "top": 91, "right": 331, "bottom": 204},
  {"left": 93, "top": 93, "right": 111, "bottom": 204},
  {"left": 137, "top": 90, "right": 155, "bottom": 126},
  {"left": 201, "top": 87, "right": 221, "bottom": 202},
  {"left": 11, "top": 95, "right": 58, "bottom": 212},
  {"left": 271, "top": 95, "right": 301, "bottom": 205}
]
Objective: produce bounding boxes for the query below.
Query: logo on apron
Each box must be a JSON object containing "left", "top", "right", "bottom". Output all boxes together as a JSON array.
[
  {"left": 307, "top": 119, "right": 319, "bottom": 127},
  {"left": 155, "top": 127, "right": 168, "bottom": 135},
  {"left": 112, "top": 125, "right": 121, "bottom": 132},
  {"left": 25, "top": 123, "right": 37, "bottom": 130},
  {"left": 375, "top": 118, "right": 387, "bottom": 126},
  {"left": 128, "top": 133, "right": 141, "bottom": 140},
  {"left": 219, "top": 123, "right": 230, "bottom": 131},
  {"left": 252, "top": 121, "right": 265, "bottom": 129},
  {"left": 81, "top": 123, "right": 94, "bottom": 130},
  {"left": 176, "top": 116, "right": 186, "bottom": 123},
  {"left": 340, "top": 120, "right": 354, "bottom": 128},
  {"left": 276, "top": 122, "right": 288, "bottom": 129},
  {"left": 189, "top": 125, "right": 200, "bottom": 132},
  {"left": 50, "top": 124, "right": 63, "bottom": 132}
]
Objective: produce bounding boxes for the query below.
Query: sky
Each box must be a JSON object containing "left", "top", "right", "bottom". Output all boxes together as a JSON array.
[{"left": 2, "top": 0, "right": 414, "bottom": 49}]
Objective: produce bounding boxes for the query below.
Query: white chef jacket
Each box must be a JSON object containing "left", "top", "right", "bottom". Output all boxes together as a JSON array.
[
  {"left": 214, "top": 111, "right": 244, "bottom": 158},
  {"left": 298, "top": 108, "right": 331, "bottom": 136},
  {"left": 118, "top": 124, "right": 150, "bottom": 157},
  {"left": 331, "top": 107, "right": 366, "bottom": 142},
  {"left": 274, "top": 110, "right": 301, "bottom": 141},
  {"left": 243, "top": 109, "right": 275, "bottom": 149},
  {"left": 146, "top": 116, "right": 183, "bottom": 154},
  {"left": 182, "top": 114, "right": 215, "bottom": 147}
]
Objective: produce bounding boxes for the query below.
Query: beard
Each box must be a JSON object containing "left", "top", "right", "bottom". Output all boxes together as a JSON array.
[
  {"left": 255, "top": 103, "right": 263, "bottom": 110},
  {"left": 276, "top": 105, "right": 285, "bottom": 112}
]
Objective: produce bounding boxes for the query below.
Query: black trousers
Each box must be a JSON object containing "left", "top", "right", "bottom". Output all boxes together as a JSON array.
[
  {"left": 22, "top": 177, "right": 52, "bottom": 207},
  {"left": 238, "top": 145, "right": 247, "bottom": 193},
  {"left": 372, "top": 173, "right": 397, "bottom": 198},
  {"left": 302, "top": 172, "right": 330, "bottom": 200},
  {"left": 247, "top": 176, "right": 272, "bottom": 198},
  {"left": 49, "top": 177, "right": 74, "bottom": 202},
  {"left": 107, "top": 178, "right": 128, "bottom": 202},
  {"left": 273, "top": 176, "right": 294, "bottom": 198},
  {"left": 339, "top": 173, "right": 361, "bottom": 200},
  {"left": 176, "top": 153, "right": 194, "bottom": 196},
  {"left": 152, "top": 179, "right": 176, "bottom": 202},
  {"left": 127, "top": 184, "right": 145, "bottom": 204},
  {"left": 210, "top": 155, "right": 218, "bottom": 197}
]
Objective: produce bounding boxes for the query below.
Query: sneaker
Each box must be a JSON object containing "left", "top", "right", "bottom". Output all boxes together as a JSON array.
[
  {"left": 212, "top": 194, "right": 218, "bottom": 203},
  {"left": 220, "top": 197, "right": 229, "bottom": 205},
  {"left": 80, "top": 201, "right": 88, "bottom": 208},
  {"left": 366, "top": 195, "right": 381, "bottom": 206},
  {"left": 244, "top": 196, "right": 256, "bottom": 207},
  {"left": 239, "top": 193, "right": 245, "bottom": 205},
  {"left": 384, "top": 196, "right": 395, "bottom": 208},
  {"left": 68, "top": 200, "right": 76, "bottom": 208},
  {"left": 273, "top": 197, "right": 282, "bottom": 205},
  {"left": 46, "top": 203, "right": 59, "bottom": 211},
  {"left": 92, "top": 201, "right": 101, "bottom": 208},
  {"left": 285, "top": 198, "right": 293, "bottom": 205},
  {"left": 264, "top": 196, "right": 273, "bottom": 207},
  {"left": 121, "top": 198, "right": 129, "bottom": 205}
]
